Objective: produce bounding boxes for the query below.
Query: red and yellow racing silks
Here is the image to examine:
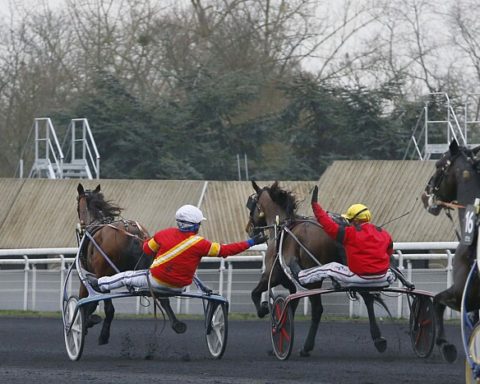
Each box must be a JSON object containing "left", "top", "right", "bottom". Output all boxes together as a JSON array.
[
  {"left": 143, "top": 227, "right": 250, "bottom": 288},
  {"left": 312, "top": 202, "right": 392, "bottom": 276}
]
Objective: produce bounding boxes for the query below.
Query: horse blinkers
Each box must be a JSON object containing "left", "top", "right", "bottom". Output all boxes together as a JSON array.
[
  {"left": 422, "top": 152, "right": 456, "bottom": 215},
  {"left": 245, "top": 193, "right": 266, "bottom": 236}
]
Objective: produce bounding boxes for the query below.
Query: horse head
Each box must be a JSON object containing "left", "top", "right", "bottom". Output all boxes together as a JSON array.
[
  {"left": 421, "top": 140, "right": 480, "bottom": 216},
  {"left": 245, "top": 180, "right": 298, "bottom": 237},
  {"left": 77, "top": 183, "right": 122, "bottom": 226}
]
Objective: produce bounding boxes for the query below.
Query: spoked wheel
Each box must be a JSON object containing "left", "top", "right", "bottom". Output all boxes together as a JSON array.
[
  {"left": 409, "top": 295, "right": 435, "bottom": 358},
  {"left": 205, "top": 302, "right": 228, "bottom": 359},
  {"left": 270, "top": 295, "right": 294, "bottom": 361},
  {"left": 63, "top": 296, "right": 86, "bottom": 361}
]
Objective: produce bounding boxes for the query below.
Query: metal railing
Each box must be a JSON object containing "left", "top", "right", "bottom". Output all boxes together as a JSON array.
[
  {"left": 0, "top": 242, "right": 459, "bottom": 319},
  {"left": 405, "top": 92, "right": 480, "bottom": 160},
  {"left": 27, "top": 118, "right": 65, "bottom": 178},
  {"left": 63, "top": 119, "right": 100, "bottom": 179}
]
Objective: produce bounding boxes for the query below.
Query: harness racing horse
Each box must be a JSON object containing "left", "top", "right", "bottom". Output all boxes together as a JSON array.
[
  {"left": 76, "top": 183, "right": 186, "bottom": 345},
  {"left": 246, "top": 180, "right": 389, "bottom": 357},
  {"left": 421, "top": 140, "right": 480, "bottom": 363}
]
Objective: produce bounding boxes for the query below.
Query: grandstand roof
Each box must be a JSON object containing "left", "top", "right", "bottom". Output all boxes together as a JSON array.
[{"left": 0, "top": 160, "right": 459, "bottom": 249}]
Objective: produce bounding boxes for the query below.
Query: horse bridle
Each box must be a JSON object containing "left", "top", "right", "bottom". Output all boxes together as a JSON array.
[
  {"left": 246, "top": 191, "right": 322, "bottom": 275},
  {"left": 77, "top": 190, "right": 94, "bottom": 228},
  {"left": 424, "top": 152, "right": 466, "bottom": 211},
  {"left": 246, "top": 193, "right": 265, "bottom": 220}
]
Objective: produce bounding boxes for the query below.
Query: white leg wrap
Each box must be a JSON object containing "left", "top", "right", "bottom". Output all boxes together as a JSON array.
[
  {"left": 298, "top": 262, "right": 352, "bottom": 285},
  {"left": 298, "top": 262, "right": 395, "bottom": 288},
  {"left": 98, "top": 270, "right": 149, "bottom": 292}
]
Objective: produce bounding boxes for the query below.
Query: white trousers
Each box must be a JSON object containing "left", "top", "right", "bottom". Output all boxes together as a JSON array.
[
  {"left": 298, "top": 262, "right": 395, "bottom": 288},
  {"left": 97, "top": 269, "right": 182, "bottom": 293}
]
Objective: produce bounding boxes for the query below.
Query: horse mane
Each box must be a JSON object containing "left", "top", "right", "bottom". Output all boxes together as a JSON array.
[
  {"left": 267, "top": 181, "right": 298, "bottom": 217},
  {"left": 88, "top": 191, "right": 123, "bottom": 220}
]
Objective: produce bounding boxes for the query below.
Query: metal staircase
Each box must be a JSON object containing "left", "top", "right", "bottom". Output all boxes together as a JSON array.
[
  {"left": 404, "top": 93, "right": 480, "bottom": 160},
  {"left": 20, "top": 118, "right": 100, "bottom": 179}
]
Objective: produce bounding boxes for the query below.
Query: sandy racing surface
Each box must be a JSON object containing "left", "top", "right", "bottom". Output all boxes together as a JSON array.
[{"left": 0, "top": 316, "right": 464, "bottom": 384}]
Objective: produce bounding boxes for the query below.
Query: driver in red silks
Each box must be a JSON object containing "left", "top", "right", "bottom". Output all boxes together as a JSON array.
[
  {"left": 91, "top": 205, "right": 267, "bottom": 292},
  {"left": 290, "top": 186, "right": 394, "bottom": 287}
]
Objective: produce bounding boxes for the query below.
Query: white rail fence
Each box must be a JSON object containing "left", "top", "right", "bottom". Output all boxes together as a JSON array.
[{"left": 0, "top": 242, "right": 459, "bottom": 319}]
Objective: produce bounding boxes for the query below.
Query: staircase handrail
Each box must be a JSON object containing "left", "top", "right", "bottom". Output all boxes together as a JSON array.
[
  {"left": 68, "top": 118, "right": 100, "bottom": 179},
  {"left": 446, "top": 102, "right": 467, "bottom": 146},
  {"left": 465, "top": 94, "right": 480, "bottom": 144},
  {"left": 32, "top": 118, "right": 64, "bottom": 178},
  {"left": 403, "top": 106, "right": 427, "bottom": 160}
]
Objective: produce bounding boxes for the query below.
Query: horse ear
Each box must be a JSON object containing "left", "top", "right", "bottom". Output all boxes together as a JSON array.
[
  {"left": 94, "top": 185, "right": 101, "bottom": 193},
  {"left": 251, "top": 180, "right": 261, "bottom": 193},
  {"left": 449, "top": 140, "right": 459, "bottom": 155},
  {"left": 472, "top": 145, "right": 480, "bottom": 157},
  {"left": 77, "top": 183, "right": 84, "bottom": 195}
]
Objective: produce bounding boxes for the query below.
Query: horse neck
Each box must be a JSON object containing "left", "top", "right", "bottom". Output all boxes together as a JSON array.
[
  {"left": 264, "top": 207, "right": 289, "bottom": 227},
  {"left": 455, "top": 171, "right": 480, "bottom": 228},
  {"left": 456, "top": 174, "right": 480, "bottom": 205}
]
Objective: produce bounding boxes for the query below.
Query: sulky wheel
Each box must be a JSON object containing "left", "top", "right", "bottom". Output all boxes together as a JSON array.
[
  {"left": 270, "top": 295, "right": 294, "bottom": 361},
  {"left": 465, "top": 325, "right": 480, "bottom": 383},
  {"left": 409, "top": 295, "right": 435, "bottom": 358},
  {"left": 466, "top": 359, "right": 480, "bottom": 384},
  {"left": 63, "top": 295, "right": 86, "bottom": 361},
  {"left": 205, "top": 302, "right": 228, "bottom": 359}
]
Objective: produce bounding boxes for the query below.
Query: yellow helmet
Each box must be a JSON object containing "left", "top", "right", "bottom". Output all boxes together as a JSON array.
[{"left": 342, "top": 203, "right": 372, "bottom": 222}]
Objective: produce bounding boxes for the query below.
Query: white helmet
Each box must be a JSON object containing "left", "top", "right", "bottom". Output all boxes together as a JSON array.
[{"left": 175, "top": 205, "right": 206, "bottom": 224}]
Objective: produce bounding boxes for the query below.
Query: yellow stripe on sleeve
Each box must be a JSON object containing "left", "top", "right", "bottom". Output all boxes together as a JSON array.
[
  {"left": 207, "top": 242, "right": 221, "bottom": 256},
  {"left": 147, "top": 238, "right": 160, "bottom": 253}
]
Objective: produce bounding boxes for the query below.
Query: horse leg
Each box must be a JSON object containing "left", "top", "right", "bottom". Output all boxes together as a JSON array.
[
  {"left": 79, "top": 284, "right": 102, "bottom": 330},
  {"left": 158, "top": 298, "right": 187, "bottom": 334},
  {"left": 433, "top": 289, "right": 458, "bottom": 363},
  {"left": 360, "top": 293, "right": 386, "bottom": 353},
  {"left": 98, "top": 298, "right": 114, "bottom": 345},
  {"left": 299, "top": 294, "right": 323, "bottom": 357},
  {"left": 251, "top": 274, "right": 270, "bottom": 318}
]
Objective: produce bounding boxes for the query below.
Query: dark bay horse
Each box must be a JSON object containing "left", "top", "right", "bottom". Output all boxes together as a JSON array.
[
  {"left": 246, "top": 180, "right": 388, "bottom": 356},
  {"left": 77, "top": 183, "right": 185, "bottom": 345},
  {"left": 421, "top": 140, "right": 480, "bottom": 363}
]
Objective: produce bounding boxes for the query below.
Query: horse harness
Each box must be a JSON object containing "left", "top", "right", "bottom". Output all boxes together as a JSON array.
[
  {"left": 77, "top": 218, "right": 149, "bottom": 274},
  {"left": 423, "top": 150, "right": 474, "bottom": 240}
]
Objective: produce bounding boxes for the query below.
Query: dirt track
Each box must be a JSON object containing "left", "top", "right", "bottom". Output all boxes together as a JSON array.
[{"left": 0, "top": 316, "right": 464, "bottom": 384}]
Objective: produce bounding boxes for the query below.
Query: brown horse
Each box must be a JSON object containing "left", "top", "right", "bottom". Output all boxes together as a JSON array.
[
  {"left": 421, "top": 140, "right": 480, "bottom": 363},
  {"left": 246, "top": 180, "right": 389, "bottom": 356},
  {"left": 76, "top": 183, "right": 185, "bottom": 345}
]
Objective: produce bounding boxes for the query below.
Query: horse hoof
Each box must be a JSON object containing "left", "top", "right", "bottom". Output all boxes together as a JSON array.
[
  {"left": 441, "top": 343, "right": 457, "bottom": 363},
  {"left": 173, "top": 321, "right": 187, "bottom": 334},
  {"left": 374, "top": 337, "right": 387, "bottom": 353},
  {"left": 299, "top": 349, "right": 310, "bottom": 357},
  {"left": 258, "top": 302, "right": 269, "bottom": 318},
  {"left": 87, "top": 314, "right": 102, "bottom": 328}
]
